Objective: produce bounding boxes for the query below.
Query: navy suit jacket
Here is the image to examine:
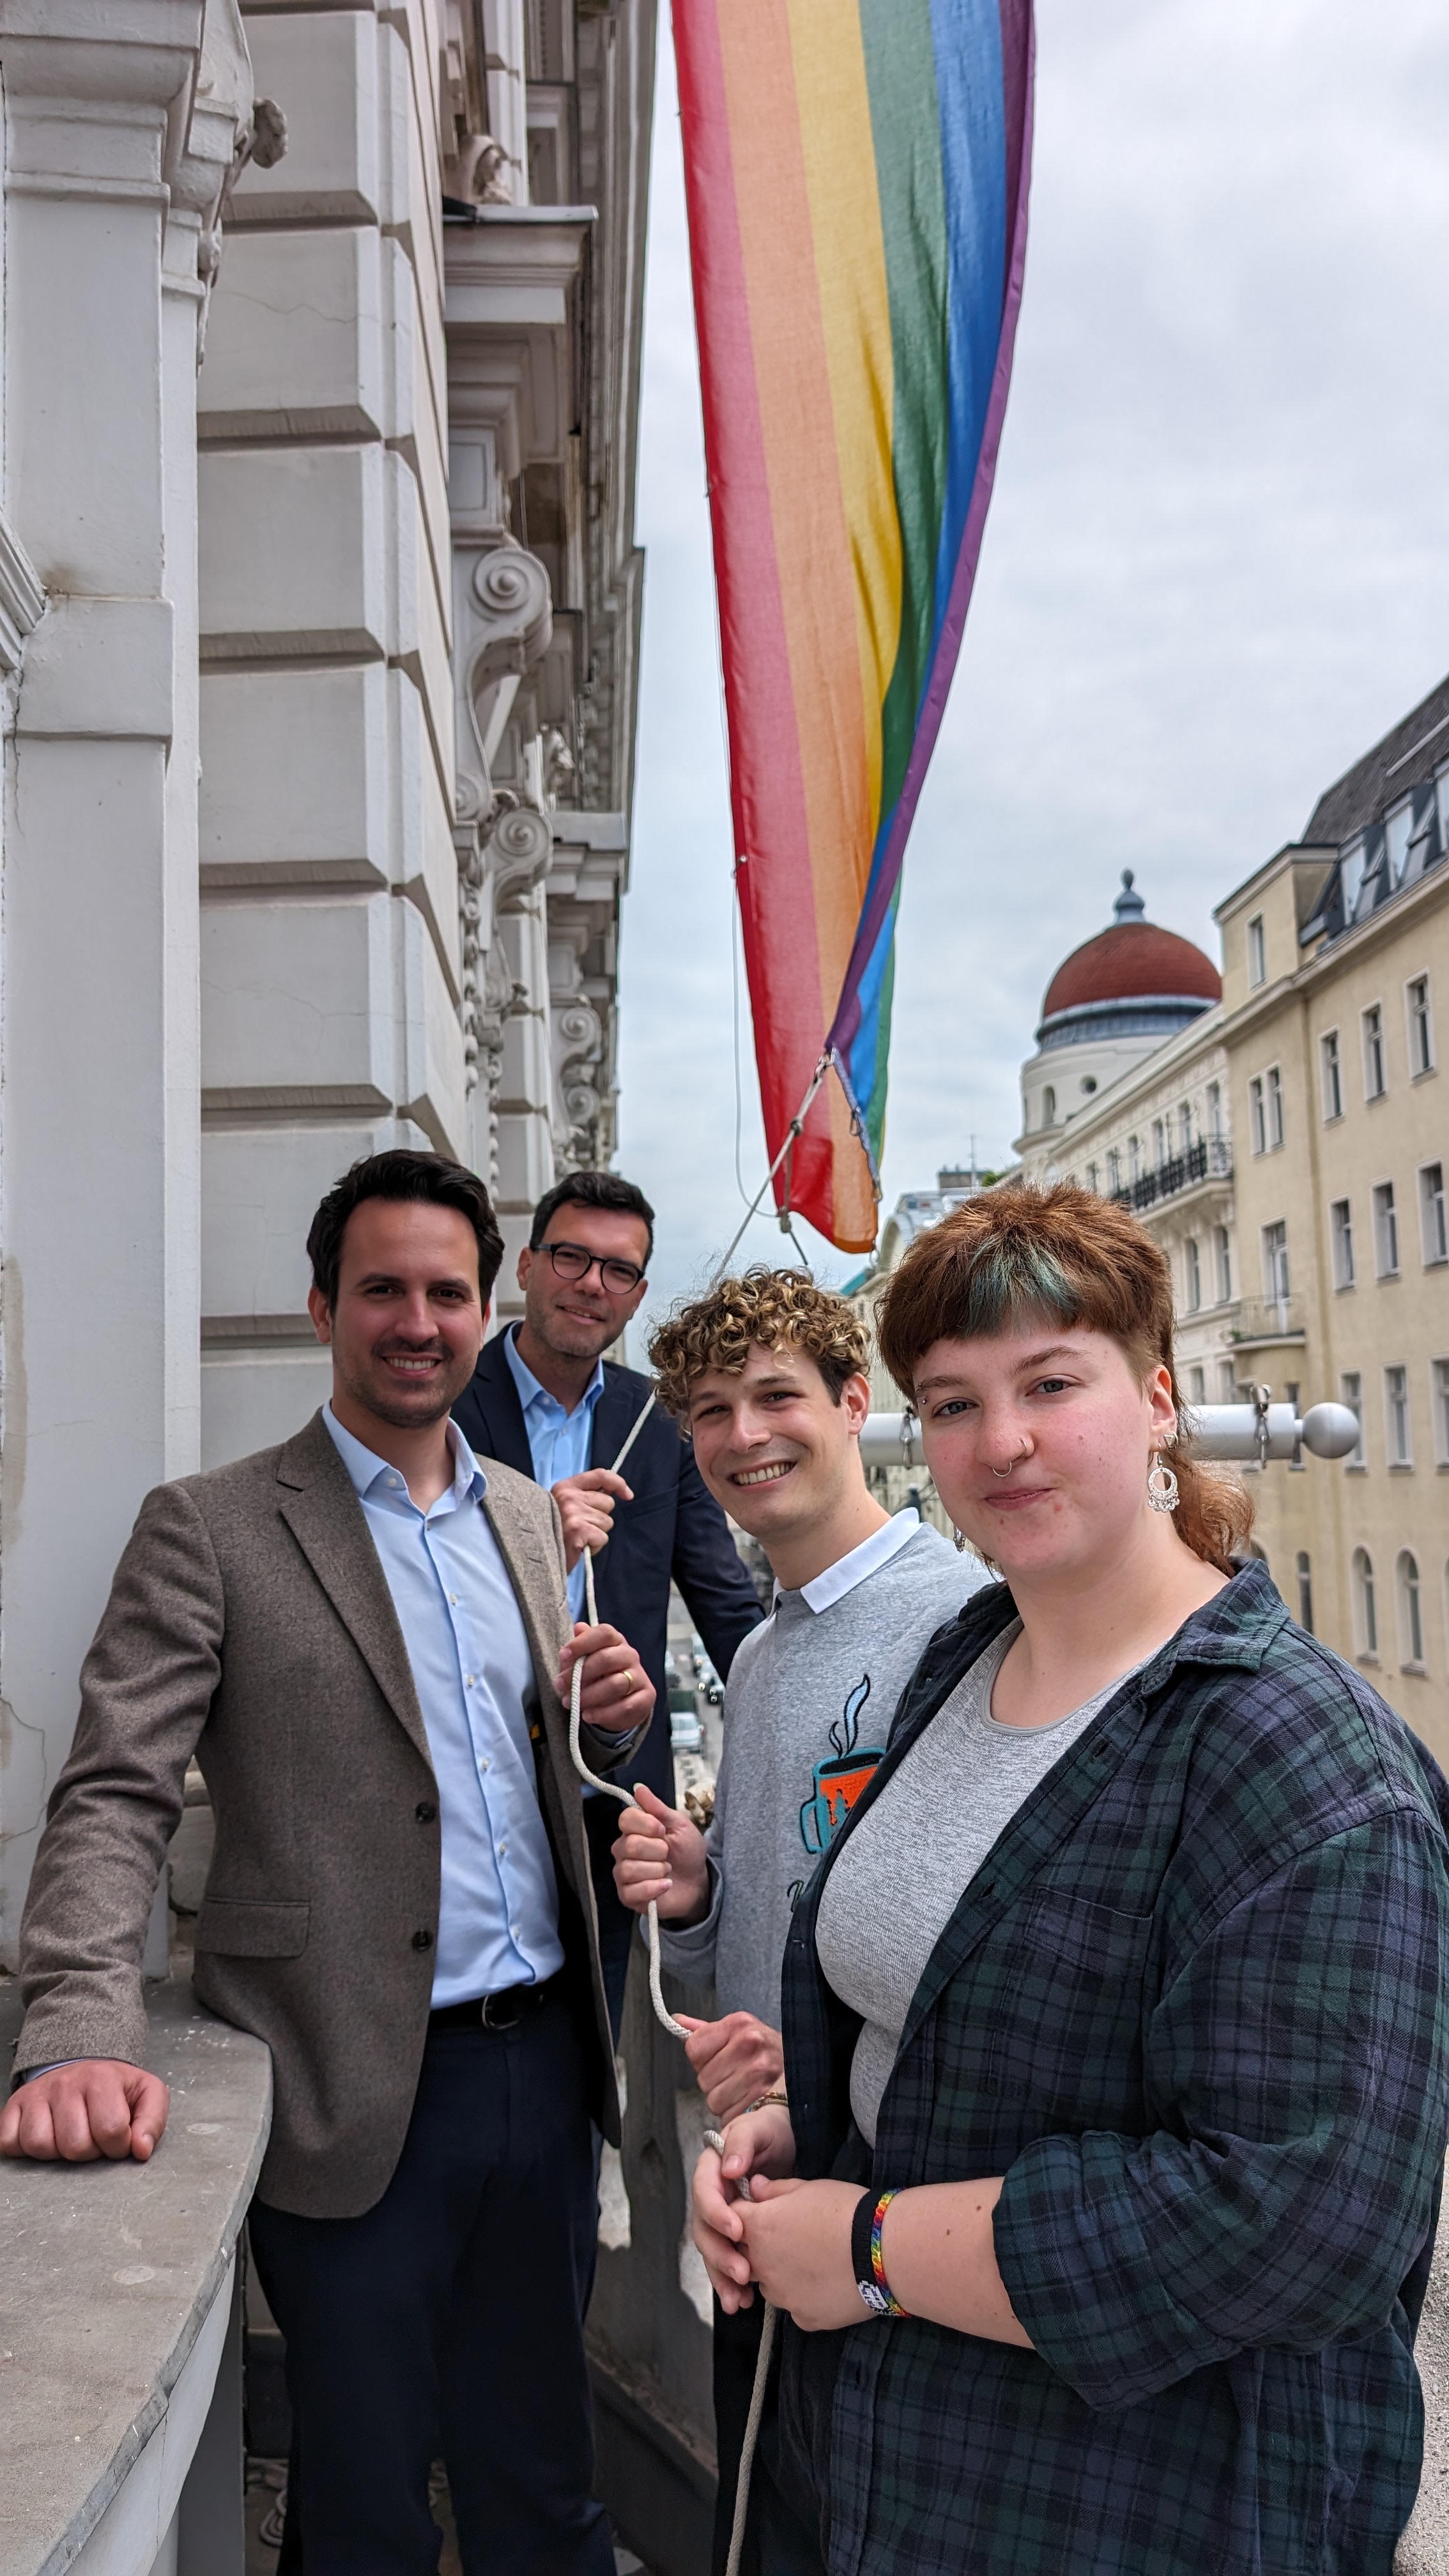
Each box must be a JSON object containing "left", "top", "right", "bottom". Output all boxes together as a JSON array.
[{"left": 453, "top": 1337, "right": 765, "bottom": 1800}]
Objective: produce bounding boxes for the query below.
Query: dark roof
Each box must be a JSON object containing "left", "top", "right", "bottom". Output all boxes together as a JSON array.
[{"left": 1302, "top": 670, "right": 1449, "bottom": 846}]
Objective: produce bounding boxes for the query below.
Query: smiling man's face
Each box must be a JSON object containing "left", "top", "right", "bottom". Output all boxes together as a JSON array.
[
  {"left": 308, "top": 1197, "right": 487, "bottom": 1432},
  {"left": 686, "top": 1338, "right": 871, "bottom": 1550}
]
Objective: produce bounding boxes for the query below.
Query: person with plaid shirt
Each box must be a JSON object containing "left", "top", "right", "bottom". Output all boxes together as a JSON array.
[{"left": 692, "top": 1186, "right": 1449, "bottom": 2574}]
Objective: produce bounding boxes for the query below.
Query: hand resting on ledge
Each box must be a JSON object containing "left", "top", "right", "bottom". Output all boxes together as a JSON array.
[{"left": 0, "top": 2059, "right": 169, "bottom": 2163}]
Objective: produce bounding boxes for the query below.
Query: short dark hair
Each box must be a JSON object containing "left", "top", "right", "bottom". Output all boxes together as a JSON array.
[
  {"left": 307, "top": 1150, "right": 505, "bottom": 1312},
  {"left": 530, "top": 1169, "right": 655, "bottom": 1266}
]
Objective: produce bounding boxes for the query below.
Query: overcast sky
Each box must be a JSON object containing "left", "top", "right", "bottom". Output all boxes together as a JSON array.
[{"left": 615, "top": 0, "right": 1449, "bottom": 1333}]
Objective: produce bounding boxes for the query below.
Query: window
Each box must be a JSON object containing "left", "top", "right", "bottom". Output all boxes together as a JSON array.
[
  {"left": 1320, "top": 1029, "right": 1342, "bottom": 1121},
  {"left": 1372, "top": 1181, "right": 1399, "bottom": 1277},
  {"left": 1128, "top": 1135, "right": 1141, "bottom": 1181},
  {"left": 1086, "top": 1162, "right": 1100, "bottom": 1195},
  {"left": 1330, "top": 1199, "right": 1355, "bottom": 1289},
  {"left": 1247, "top": 913, "right": 1266, "bottom": 986},
  {"left": 1397, "top": 1552, "right": 1425, "bottom": 1667},
  {"left": 1420, "top": 1162, "right": 1447, "bottom": 1266},
  {"left": 1206, "top": 1080, "right": 1223, "bottom": 1138},
  {"left": 1152, "top": 1118, "right": 1165, "bottom": 1167},
  {"left": 1183, "top": 1238, "right": 1202, "bottom": 1312},
  {"left": 1363, "top": 1003, "right": 1386, "bottom": 1099},
  {"left": 1187, "top": 1365, "right": 1206, "bottom": 1406},
  {"left": 1261, "top": 1220, "right": 1289, "bottom": 1305},
  {"left": 1384, "top": 1364, "right": 1412, "bottom": 1466},
  {"left": 1296, "top": 1551, "right": 1314, "bottom": 1635},
  {"left": 1107, "top": 1147, "right": 1121, "bottom": 1194},
  {"left": 1407, "top": 974, "right": 1435, "bottom": 1077},
  {"left": 1386, "top": 797, "right": 1414, "bottom": 887},
  {"left": 1342, "top": 836, "right": 1367, "bottom": 922},
  {"left": 1434, "top": 1358, "right": 1449, "bottom": 1466},
  {"left": 1213, "top": 1224, "right": 1232, "bottom": 1303},
  {"left": 1353, "top": 1547, "right": 1378, "bottom": 1657},
  {"left": 1216, "top": 1358, "right": 1238, "bottom": 1402},
  {"left": 1248, "top": 1071, "right": 1282, "bottom": 1153},
  {"left": 1285, "top": 1379, "right": 1305, "bottom": 1471},
  {"left": 1178, "top": 1101, "right": 1193, "bottom": 1152},
  {"left": 1041, "top": 1085, "right": 1055, "bottom": 1128},
  {"left": 1341, "top": 1370, "right": 1365, "bottom": 1466}
]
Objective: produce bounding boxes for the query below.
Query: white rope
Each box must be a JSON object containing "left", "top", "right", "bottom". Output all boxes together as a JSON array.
[
  {"left": 704, "top": 2128, "right": 779, "bottom": 2576},
  {"left": 709, "top": 1053, "right": 831, "bottom": 1285},
  {"left": 565, "top": 1395, "right": 688, "bottom": 2041},
  {"left": 565, "top": 1392, "right": 777, "bottom": 2566}
]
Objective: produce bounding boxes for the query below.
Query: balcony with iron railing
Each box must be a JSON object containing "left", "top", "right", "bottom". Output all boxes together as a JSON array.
[
  {"left": 1110, "top": 1133, "right": 1232, "bottom": 1215},
  {"left": 1230, "top": 1294, "right": 1307, "bottom": 1345}
]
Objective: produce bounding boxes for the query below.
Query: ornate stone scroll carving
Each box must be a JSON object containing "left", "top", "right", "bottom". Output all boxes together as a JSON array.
[
  {"left": 456, "top": 797, "right": 552, "bottom": 1116},
  {"left": 555, "top": 993, "right": 605, "bottom": 1164},
  {"left": 453, "top": 542, "right": 554, "bottom": 827}
]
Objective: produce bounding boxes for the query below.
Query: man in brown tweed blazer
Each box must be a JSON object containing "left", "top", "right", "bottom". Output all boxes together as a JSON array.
[{"left": 1, "top": 1150, "right": 656, "bottom": 2576}]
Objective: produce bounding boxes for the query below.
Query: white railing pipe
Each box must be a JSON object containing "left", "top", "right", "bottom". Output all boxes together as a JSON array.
[{"left": 861, "top": 1402, "right": 1361, "bottom": 1473}]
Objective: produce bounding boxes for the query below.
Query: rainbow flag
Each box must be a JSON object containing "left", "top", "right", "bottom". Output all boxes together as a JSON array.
[{"left": 675, "top": 0, "right": 1034, "bottom": 1251}]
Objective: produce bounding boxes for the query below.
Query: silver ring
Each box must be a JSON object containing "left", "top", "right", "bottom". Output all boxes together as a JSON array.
[{"left": 990, "top": 1446, "right": 1029, "bottom": 1480}]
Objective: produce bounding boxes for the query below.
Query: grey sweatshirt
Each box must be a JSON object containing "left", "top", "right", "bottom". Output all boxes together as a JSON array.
[{"left": 657, "top": 1515, "right": 986, "bottom": 2026}]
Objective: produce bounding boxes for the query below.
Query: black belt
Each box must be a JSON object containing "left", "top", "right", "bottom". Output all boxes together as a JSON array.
[{"left": 429, "top": 1970, "right": 564, "bottom": 2034}]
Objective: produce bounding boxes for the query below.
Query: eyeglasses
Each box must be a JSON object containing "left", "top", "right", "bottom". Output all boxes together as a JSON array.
[{"left": 543, "top": 1240, "right": 646, "bottom": 1295}]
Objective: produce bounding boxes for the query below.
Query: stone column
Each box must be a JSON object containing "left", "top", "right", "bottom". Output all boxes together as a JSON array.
[{"left": 0, "top": 0, "right": 246, "bottom": 1956}]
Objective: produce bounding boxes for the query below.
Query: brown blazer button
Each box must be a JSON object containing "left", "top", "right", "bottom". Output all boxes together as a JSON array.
[
  {"left": 411, "top": 1928, "right": 434, "bottom": 1950},
  {"left": 415, "top": 1800, "right": 437, "bottom": 1823}
]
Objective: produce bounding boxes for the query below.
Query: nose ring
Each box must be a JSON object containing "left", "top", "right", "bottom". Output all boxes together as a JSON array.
[{"left": 990, "top": 1446, "right": 1029, "bottom": 1480}]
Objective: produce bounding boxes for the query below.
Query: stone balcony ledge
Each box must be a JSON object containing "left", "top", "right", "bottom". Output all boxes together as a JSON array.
[{"left": 0, "top": 1978, "right": 271, "bottom": 2576}]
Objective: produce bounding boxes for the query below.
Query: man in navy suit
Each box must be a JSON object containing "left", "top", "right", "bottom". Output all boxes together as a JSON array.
[{"left": 452, "top": 1170, "right": 764, "bottom": 2028}]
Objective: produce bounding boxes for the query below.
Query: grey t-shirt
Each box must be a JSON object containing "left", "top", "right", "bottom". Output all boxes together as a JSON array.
[
  {"left": 657, "top": 1517, "right": 986, "bottom": 2026},
  {"left": 815, "top": 1621, "right": 1142, "bottom": 2144}
]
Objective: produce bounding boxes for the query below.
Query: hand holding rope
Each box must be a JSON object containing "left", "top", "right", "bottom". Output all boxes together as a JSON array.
[{"left": 562, "top": 1386, "right": 776, "bottom": 2576}]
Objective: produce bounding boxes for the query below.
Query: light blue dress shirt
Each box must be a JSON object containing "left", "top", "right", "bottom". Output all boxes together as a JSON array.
[
  {"left": 503, "top": 1326, "right": 605, "bottom": 1620},
  {"left": 323, "top": 1404, "right": 565, "bottom": 2005}
]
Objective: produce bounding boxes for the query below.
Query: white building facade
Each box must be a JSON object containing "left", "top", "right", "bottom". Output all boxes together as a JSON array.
[{"left": 0, "top": 0, "right": 655, "bottom": 1961}]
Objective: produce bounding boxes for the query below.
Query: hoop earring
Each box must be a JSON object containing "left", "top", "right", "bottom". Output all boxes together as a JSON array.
[{"left": 1147, "top": 1457, "right": 1179, "bottom": 1514}]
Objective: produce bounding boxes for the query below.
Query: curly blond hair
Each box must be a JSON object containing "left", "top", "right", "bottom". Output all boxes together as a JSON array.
[{"left": 647, "top": 1267, "right": 870, "bottom": 1419}]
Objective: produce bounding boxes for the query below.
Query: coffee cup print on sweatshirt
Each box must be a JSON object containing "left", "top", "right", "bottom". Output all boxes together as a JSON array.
[{"left": 799, "top": 1675, "right": 886, "bottom": 1856}]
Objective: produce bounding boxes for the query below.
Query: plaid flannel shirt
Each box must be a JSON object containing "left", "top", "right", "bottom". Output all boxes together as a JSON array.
[{"left": 779, "top": 1564, "right": 1449, "bottom": 2575}]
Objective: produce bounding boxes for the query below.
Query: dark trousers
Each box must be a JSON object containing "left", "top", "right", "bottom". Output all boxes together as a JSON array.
[
  {"left": 248, "top": 1994, "right": 614, "bottom": 2576},
  {"left": 713, "top": 2294, "right": 827, "bottom": 2576}
]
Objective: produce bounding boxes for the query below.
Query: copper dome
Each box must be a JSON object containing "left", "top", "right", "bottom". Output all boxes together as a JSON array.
[{"left": 1036, "top": 873, "right": 1220, "bottom": 1050}]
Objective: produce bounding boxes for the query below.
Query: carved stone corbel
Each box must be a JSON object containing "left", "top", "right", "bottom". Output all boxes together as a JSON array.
[
  {"left": 487, "top": 800, "right": 553, "bottom": 907},
  {"left": 453, "top": 542, "right": 554, "bottom": 825},
  {"left": 163, "top": 0, "right": 286, "bottom": 358},
  {"left": 455, "top": 798, "right": 552, "bottom": 1135},
  {"left": 554, "top": 993, "right": 605, "bottom": 1165}
]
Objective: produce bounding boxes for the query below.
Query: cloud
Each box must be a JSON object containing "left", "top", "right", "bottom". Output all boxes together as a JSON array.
[{"left": 617, "top": 0, "right": 1449, "bottom": 1328}]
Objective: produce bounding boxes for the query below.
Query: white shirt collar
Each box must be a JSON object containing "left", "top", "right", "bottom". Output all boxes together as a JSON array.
[
  {"left": 323, "top": 1401, "right": 485, "bottom": 1506},
  {"left": 778, "top": 1508, "right": 921, "bottom": 1616}
]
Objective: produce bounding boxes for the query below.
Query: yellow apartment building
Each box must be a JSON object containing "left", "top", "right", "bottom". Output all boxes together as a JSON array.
[
  {"left": 912, "top": 677, "right": 1449, "bottom": 1759},
  {"left": 1216, "top": 683, "right": 1449, "bottom": 1761}
]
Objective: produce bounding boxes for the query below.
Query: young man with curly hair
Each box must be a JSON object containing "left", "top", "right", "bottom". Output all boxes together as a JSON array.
[{"left": 611, "top": 1268, "right": 983, "bottom": 2576}]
